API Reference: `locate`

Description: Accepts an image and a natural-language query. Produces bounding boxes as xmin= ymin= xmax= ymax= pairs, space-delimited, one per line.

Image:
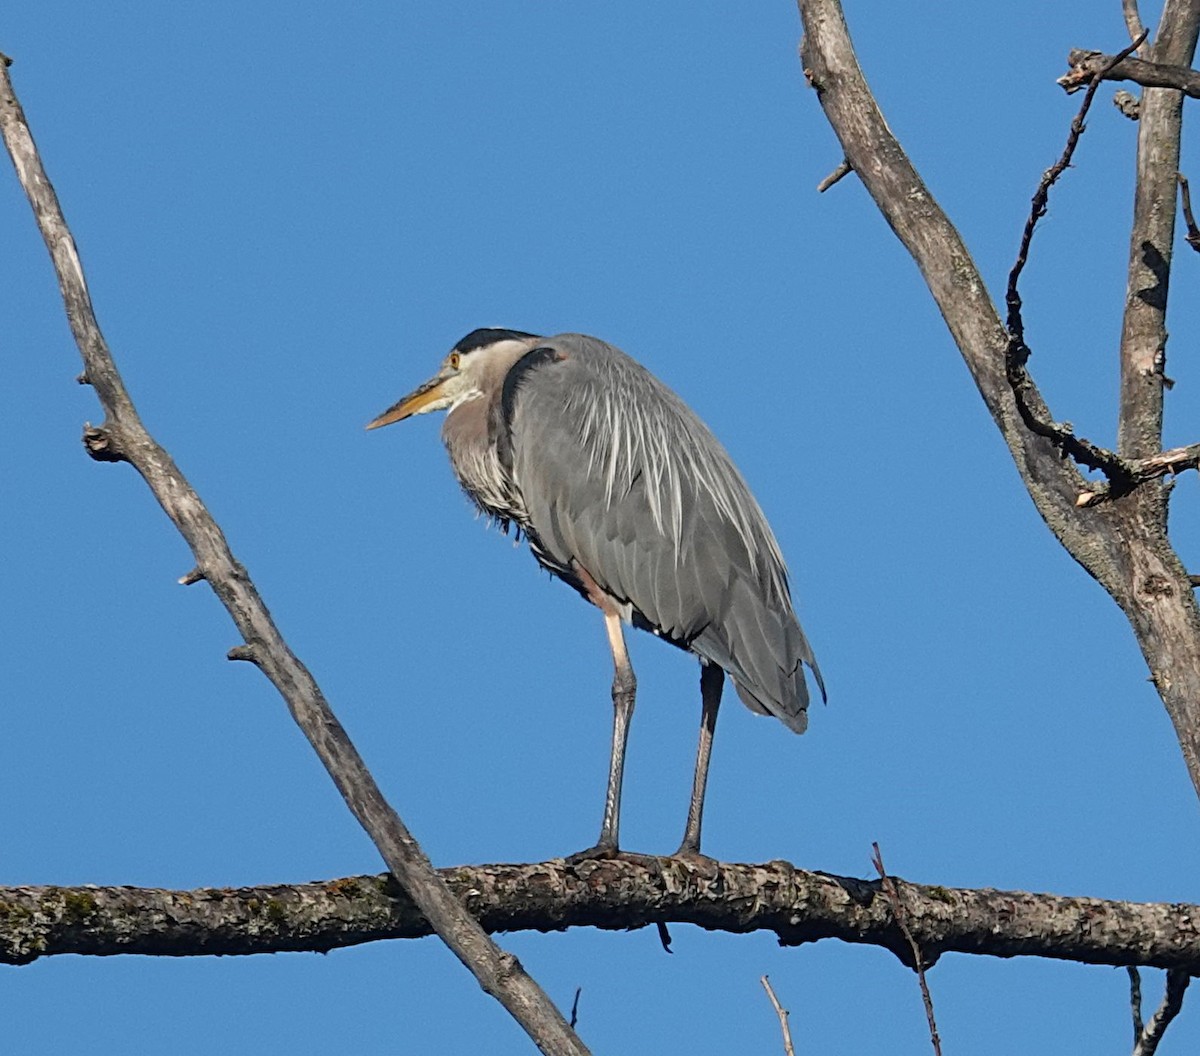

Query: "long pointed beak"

xmin=366 ymin=373 xmax=451 ymax=430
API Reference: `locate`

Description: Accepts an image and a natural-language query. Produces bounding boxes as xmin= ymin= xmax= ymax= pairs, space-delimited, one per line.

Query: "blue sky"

xmin=3 ymin=1 xmax=1199 ymax=1052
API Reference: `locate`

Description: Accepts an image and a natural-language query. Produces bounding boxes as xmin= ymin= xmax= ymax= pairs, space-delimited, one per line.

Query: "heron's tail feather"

xmin=693 ymin=575 xmax=823 ymax=735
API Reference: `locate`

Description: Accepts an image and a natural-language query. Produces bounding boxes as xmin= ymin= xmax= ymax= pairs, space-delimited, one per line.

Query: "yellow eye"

xmin=449 ymin=352 xmax=461 ymax=370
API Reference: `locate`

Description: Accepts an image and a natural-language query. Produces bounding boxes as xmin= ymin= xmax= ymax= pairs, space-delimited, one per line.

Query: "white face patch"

xmin=447 ymin=388 xmax=483 ymax=412
xmin=440 ymin=337 xmax=538 ymax=414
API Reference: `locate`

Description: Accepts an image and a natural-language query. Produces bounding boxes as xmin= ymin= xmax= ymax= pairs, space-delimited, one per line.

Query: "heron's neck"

xmin=441 ymin=339 xmax=539 ymax=523
xmin=441 ymin=393 xmax=519 ymax=524
xmin=442 ymin=392 xmax=490 ymax=463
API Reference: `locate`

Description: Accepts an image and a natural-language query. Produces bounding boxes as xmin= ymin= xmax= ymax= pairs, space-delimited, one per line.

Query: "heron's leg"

xmin=595 ymin=609 xmax=636 ymax=853
xmin=675 ymin=662 xmax=724 ymax=858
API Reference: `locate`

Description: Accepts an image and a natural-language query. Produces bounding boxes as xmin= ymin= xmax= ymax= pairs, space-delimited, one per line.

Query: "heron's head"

xmin=366 ymin=328 xmax=542 ymax=430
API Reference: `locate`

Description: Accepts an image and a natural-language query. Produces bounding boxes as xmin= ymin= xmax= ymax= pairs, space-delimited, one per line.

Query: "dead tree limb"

xmin=1133 ymin=969 xmax=1192 ymax=1055
xmin=1179 ymin=173 xmax=1200 ymax=251
xmin=5 ymin=860 xmax=1200 ymax=975
xmin=1059 ymin=49 xmax=1200 ymax=97
xmin=1125 ymin=0 xmax=1150 ymax=47
xmin=872 ymin=844 xmax=942 ymax=1056
xmin=795 ymin=0 xmax=1200 ymax=806
xmin=760 ymin=976 xmax=797 ymax=1056
xmin=0 ymin=53 xmax=588 ymax=1056
xmin=1117 ymin=0 xmax=1199 ymax=462
xmin=1006 ymin=33 xmax=1147 ymax=492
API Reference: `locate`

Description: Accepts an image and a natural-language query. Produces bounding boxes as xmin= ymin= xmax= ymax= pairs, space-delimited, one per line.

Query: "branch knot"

xmin=81 ymin=422 xmax=128 ymax=463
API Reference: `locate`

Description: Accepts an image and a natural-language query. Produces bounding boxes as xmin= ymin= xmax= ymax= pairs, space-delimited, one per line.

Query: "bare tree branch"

xmin=1126 ymin=0 xmax=1149 ymax=49
xmin=795 ymin=0 xmax=1200 ymax=808
xmin=797 ymin=0 xmax=1088 ymax=563
xmin=1007 ymin=33 xmax=1148 ymax=490
xmin=1178 ymin=173 xmax=1200 ymax=251
xmin=1059 ymin=49 xmax=1200 ymax=97
xmin=1133 ymin=970 xmax=1191 ymax=1055
xmin=1077 ymin=441 xmax=1200 ymax=506
xmin=6 ymin=860 xmax=1200 ymax=973
xmin=1004 ymin=36 xmax=1200 ymax=511
xmin=1130 ymin=966 xmax=1147 ymax=1044
xmin=873 ymin=844 xmax=942 ymax=1056
xmin=816 ymin=157 xmax=852 ymax=192
xmin=1117 ymin=0 xmax=1200 ymax=463
xmin=0 ymin=53 xmax=587 ymax=1056
xmin=761 ymin=976 xmax=797 ymax=1056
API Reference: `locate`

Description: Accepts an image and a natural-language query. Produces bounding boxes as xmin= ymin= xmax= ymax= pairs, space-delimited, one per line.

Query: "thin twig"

xmin=1008 ymin=30 xmax=1148 ymax=341
xmin=569 ymin=988 xmax=582 ymax=1030
xmin=1129 ymin=966 xmax=1145 ymax=1045
xmin=1133 ymin=969 xmax=1191 ymax=1056
xmin=817 ymin=158 xmax=853 ymax=192
xmin=872 ymin=844 xmax=942 ymax=1056
xmin=761 ymin=976 xmax=797 ymax=1056
xmin=0 ymin=52 xmax=588 ymax=1056
xmin=656 ymin=920 xmax=674 ymax=953
xmin=1178 ymin=173 xmax=1200 ymax=251
xmin=1005 ymin=32 xmax=1149 ymax=488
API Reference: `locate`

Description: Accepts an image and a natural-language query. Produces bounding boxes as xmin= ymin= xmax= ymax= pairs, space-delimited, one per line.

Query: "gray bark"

xmin=5 ymin=860 xmax=1200 ymax=974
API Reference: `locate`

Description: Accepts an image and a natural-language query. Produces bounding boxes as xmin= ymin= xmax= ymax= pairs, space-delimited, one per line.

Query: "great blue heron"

xmin=367 ymin=329 xmax=824 ymax=859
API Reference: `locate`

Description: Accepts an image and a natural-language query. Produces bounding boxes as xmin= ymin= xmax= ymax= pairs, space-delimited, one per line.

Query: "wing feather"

xmin=506 ymin=333 xmax=823 ymax=725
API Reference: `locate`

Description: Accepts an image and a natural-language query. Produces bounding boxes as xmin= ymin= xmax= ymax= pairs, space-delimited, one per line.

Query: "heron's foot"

xmin=669 ymin=846 xmax=720 ymax=878
xmin=564 ymin=843 xmax=661 ymax=867
xmin=564 ymin=841 xmax=621 ymax=865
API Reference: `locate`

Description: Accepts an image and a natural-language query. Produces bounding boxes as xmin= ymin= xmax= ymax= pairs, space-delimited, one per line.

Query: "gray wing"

xmin=505 ymin=333 xmax=824 ymax=731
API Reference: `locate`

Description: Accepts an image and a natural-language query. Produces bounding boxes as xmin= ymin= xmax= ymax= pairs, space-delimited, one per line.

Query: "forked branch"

xmin=796 ymin=0 xmax=1200 ymax=806
xmin=1131 ymin=968 xmax=1191 ymax=1056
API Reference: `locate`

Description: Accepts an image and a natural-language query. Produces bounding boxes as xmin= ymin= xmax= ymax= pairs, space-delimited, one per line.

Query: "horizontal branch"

xmin=1059 ymin=48 xmax=1200 ymax=97
xmin=5 ymin=859 xmax=1200 ymax=974
xmin=1076 ymin=442 xmax=1200 ymax=506
xmin=1133 ymin=443 xmax=1200 ymax=479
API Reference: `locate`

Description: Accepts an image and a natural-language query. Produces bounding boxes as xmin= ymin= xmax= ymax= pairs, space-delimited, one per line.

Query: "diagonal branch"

xmin=872 ymin=844 xmax=941 ymax=1056
xmin=7 ymin=860 xmax=1200 ymax=974
xmin=796 ymin=0 xmax=1088 ymax=553
xmin=0 ymin=54 xmax=587 ymax=1056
